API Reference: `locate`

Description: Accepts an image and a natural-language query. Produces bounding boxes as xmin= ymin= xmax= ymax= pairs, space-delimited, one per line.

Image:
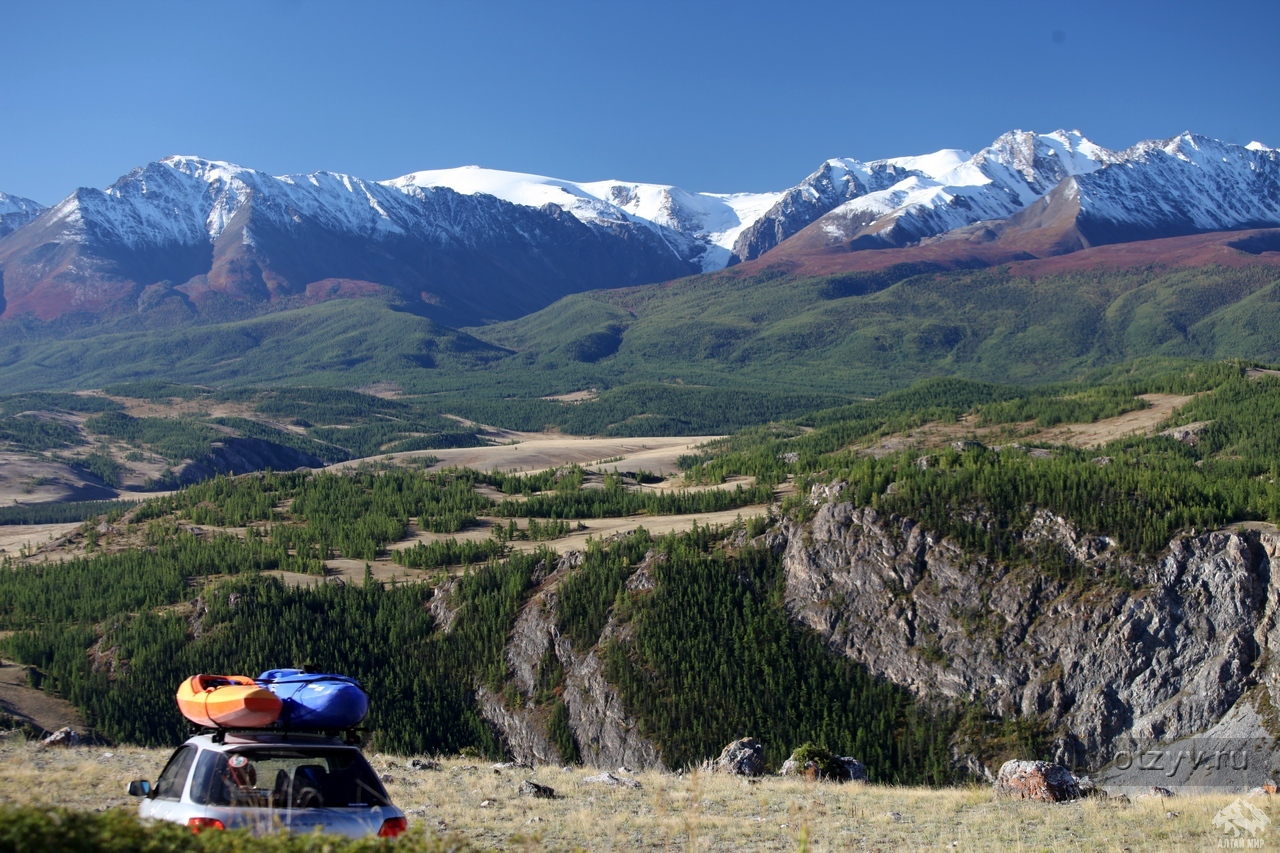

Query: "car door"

xmin=140 ymin=744 xmax=198 ymax=822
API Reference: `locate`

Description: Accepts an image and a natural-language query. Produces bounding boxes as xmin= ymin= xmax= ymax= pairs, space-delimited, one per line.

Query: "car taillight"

xmin=187 ymin=817 xmax=225 ymax=833
xmin=378 ymin=816 xmax=408 ymax=838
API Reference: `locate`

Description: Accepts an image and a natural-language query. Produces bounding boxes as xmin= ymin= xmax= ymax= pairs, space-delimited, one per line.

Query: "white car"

xmin=128 ymin=730 xmax=407 ymax=838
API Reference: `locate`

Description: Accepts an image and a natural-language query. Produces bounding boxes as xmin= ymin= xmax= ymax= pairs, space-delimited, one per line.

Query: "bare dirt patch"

xmin=1032 ymin=393 xmax=1195 ymax=448
xmin=0 ymin=454 xmax=117 ymax=506
xmin=539 ymin=389 xmax=599 ymax=403
xmin=331 ymin=432 xmax=721 ymax=477
xmin=0 ymin=660 xmax=86 ymax=734
xmin=266 ymin=559 xmax=436 ymax=589
xmin=353 ymin=381 xmax=403 ymax=398
xmin=0 ymin=522 xmax=82 ymax=558
xmin=501 ymin=504 xmax=773 ymax=555
xmin=860 ymin=393 xmax=1197 ymax=456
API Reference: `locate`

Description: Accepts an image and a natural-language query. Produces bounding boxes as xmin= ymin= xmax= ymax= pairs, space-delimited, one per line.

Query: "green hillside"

xmin=477 ymin=262 xmax=1280 ymax=394
xmin=4 ymin=262 xmax=1280 ymax=437
xmin=0 ymin=298 xmax=508 ymax=394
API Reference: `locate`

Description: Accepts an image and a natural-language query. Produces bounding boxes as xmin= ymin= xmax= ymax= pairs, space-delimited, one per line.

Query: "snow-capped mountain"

xmin=1033 ymin=133 xmax=1280 ymax=245
xmin=774 ymin=131 xmax=1280 ymax=259
xmin=388 ymin=166 xmax=781 ymax=271
xmin=2 ymin=129 xmax=1278 ymax=328
xmin=744 ymin=130 xmax=1120 ymax=259
xmin=0 ymin=157 xmax=701 ymax=325
xmin=0 ymin=191 xmax=45 ymax=239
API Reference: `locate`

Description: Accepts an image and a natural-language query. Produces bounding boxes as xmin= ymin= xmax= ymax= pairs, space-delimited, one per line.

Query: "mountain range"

xmin=2 ymin=130 xmax=1278 ymax=330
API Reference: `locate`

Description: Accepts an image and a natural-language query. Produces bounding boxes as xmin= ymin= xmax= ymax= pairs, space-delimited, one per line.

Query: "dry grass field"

xmin=332 ymin=430 xmax=721 ymax=478
xmin=859 ymin=393 xmax=1197 ymax=459
xmin=0 ymin=738 xmax=1273 ymax=851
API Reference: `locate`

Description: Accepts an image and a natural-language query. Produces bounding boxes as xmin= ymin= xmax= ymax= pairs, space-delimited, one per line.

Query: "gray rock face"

xmin=479 ymin=551 xmax=664 ymax=770
xmin=427 ymin=580 xmax=460 ymax=634
xmin=555 ymin=605 xmax=664 ymax=771
xmin=39 ymin=727 xmax=81 ymax=747
xmin=781 ymin=501 xmax=1280 ymax=772
xmin=994 ymin=760 xmax=1081 ymax=802
xmin=476 ymin=685 xmax=562 ymax=766
xmin=703 ymin=737 xmax=765 ymax=776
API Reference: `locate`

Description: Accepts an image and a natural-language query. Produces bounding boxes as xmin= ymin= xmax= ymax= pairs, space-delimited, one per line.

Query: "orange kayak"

xmin=176 ymin=674 xmax=283 ymax=728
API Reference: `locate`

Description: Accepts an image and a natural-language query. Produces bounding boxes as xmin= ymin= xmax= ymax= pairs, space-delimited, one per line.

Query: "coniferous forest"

xmin=3 ymin=361 xmax=1280 ymax=781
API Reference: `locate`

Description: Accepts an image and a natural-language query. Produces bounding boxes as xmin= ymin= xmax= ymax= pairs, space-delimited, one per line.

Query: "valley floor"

xmin=0 ymin=739 xmax=1269 ymax=851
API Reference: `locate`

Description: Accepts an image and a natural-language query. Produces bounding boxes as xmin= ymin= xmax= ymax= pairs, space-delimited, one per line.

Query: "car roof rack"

xmin=193 ymin=724 xmax=366 ymax=746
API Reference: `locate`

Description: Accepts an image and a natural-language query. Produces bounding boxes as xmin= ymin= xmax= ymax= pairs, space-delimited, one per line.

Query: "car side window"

xmin=153 ymin=745 xmax=197 ymax=801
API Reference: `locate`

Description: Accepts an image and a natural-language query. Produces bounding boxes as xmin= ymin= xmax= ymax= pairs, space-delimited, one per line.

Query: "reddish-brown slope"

xmin=723 ymin=226 xmax=1280 ymax=281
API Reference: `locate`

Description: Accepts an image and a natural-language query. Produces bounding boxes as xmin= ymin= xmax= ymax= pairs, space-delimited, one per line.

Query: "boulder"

xmin=1075 ymin=775 xmax=1103 ymax=797
xmin=582 ymin=771 xmax=641 ymax=789
xmin=993 ymin=760 xmax=1081 ymax=802
xmin=778 ymin=743 xmax=868 ymax=782
xmin=40 ymin=727 xmax=81 ymax=748
xmin=1138 ymin=785 xmax=1175 ymax=799
xmin=518 ymin=780 xmax=556 ymax=799
xmin=835 ymin=756 xmax=868 ymax=782
xmin=704 ymin=737 xmax=765 ymax=777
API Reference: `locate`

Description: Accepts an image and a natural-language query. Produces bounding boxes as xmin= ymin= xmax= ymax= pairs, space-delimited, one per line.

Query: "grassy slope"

xmin=0 ymin=744 xmax=1261 ymax=852
xmin=478 ymin=263 xmax=1280 ymax=393
xmin=3 ymin=263 xmax=1279 ymax=435
xmin=0 ymin=299 xmax=508 ymax=394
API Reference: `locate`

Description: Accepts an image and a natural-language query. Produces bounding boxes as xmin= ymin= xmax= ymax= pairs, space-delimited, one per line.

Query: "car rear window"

xmin=190 ymin=747 xmax=390 ymax=809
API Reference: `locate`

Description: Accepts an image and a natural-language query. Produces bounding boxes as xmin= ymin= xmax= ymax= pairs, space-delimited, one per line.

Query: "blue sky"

xmin=2 ymin=0 xmax=1278 ymax=204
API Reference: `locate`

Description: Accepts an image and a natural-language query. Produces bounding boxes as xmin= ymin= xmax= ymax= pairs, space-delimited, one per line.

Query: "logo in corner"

xmin=1214 ymin=798 xmax=1271 ymax=839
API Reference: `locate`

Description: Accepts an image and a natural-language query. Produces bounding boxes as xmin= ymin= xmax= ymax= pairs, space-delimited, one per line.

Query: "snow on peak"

xmin=78 ymin=156 xmax=420 ymax=248
xmin=22 ymin=127 xmax=1277 ymax=274
xmin=390 ymin=165 xmax=590 ymax=211
xmin=0 ymin=191 xmax=45 ymax=216
xmin=386 ymin=165 xmax=782 ymax=270
xmin=0 ymin=190 xmax=46 ymax=238
xmin=875 ymin=148 xmax=972 ymax=181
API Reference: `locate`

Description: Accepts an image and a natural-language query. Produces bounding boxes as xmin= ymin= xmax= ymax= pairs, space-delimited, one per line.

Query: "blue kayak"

xmin=256 ymin=669 xmax=369 ymax=729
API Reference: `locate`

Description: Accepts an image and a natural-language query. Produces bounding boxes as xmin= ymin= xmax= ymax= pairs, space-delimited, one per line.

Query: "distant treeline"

xmin=0 ymin=500 xmax=133 ymax=526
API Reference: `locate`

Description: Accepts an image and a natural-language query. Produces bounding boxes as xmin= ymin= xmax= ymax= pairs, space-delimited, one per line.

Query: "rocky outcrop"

xmin=994 ymin=760 xmax=1080 ymax=802
xmin=781 ymin=501 xmax=1280 ymax=772
xmin=479 ymin=551 xmax=664 ymax=770
xmin=517 ymin=780 xmax=556 ymax=799
xmin=427 ymin=580 xmax=460 ymax=634
xmin=582 ymin=771 xmax=642 ymax=789
xmin=703 ymin=737 xmax=765 ymax=776
xmin=779 ymin=752 xmax=869 ymax=783
xmin=555 ymin=627 xmax=664 ymax=771
xmin=476 ymin=686 xmax=562 ymax=767
xmin=556 ymin=553 xmax=664 ymax=770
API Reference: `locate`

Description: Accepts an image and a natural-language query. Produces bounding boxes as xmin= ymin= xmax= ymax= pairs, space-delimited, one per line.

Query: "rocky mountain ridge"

xmin=0 ymin=157 xmax=700 ymax=327
xmin=2 ymin=130 xmax=1278 ymax=328
xmin=0 ymin=191 xmax=44 ymax=239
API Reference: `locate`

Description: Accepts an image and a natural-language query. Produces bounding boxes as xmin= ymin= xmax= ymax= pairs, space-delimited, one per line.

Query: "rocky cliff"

xmin=467 ymin=551 xmax=664 ymax=769
xmin=780 ymin=496 xmax=1280 ymax=774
